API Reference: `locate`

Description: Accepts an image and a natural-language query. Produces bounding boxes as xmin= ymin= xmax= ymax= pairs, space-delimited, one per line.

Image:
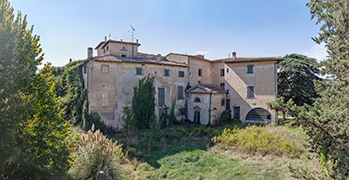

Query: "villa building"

xmin=81 ymin=38 xmax=283 ymax=129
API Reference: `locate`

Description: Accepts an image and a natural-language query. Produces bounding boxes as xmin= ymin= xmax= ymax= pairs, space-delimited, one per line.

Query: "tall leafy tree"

xmin=0 ymin=0 xmax=71 ymax=178
xmin=130 ymin=75 xmax=156 ymax=130
xmin=278 ymin=54 xmax=321 ymax=106
xmin=269 ymin=1 xmax=348 ymax=179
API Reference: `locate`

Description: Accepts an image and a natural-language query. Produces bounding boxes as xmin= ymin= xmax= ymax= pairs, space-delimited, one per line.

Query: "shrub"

xmin=215 ymin=110 xmax=232 ymax=125
xmin=213 ymin=125 xmax=299 ymax=157
xmin=83 ymin=110 xmax=116 ymax=138
xmin=68 ymin=125 xmax=123 ymax=180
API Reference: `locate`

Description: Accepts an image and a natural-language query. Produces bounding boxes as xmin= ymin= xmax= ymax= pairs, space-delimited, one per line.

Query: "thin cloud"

xmin=303 ymin=43 xmax=328 ymax=61
xmin=195 ymin=51 xmax=211 ymax=55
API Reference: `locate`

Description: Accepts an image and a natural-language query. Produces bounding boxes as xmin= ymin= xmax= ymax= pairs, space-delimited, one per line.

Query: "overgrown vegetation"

xmin=213 ymin=125 xmax=300 ymax=157
xmin=0 ymin=1 xmax=71 ymax=178
xmin=68 ymin=124 xmax=123 ymax=179
xmin=267 ymin=1 xmax=349 ymax=178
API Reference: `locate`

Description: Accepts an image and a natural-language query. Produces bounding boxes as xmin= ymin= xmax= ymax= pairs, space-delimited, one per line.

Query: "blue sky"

xmin=11 ymin=0 xmax=327 ymax=66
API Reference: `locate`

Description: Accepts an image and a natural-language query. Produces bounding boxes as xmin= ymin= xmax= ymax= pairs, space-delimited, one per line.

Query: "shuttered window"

xmin=158 ymin=87 xmax=165 ymax=105
xmin=177 ymin=86 xmax=184 ymax=100
xmin=136 ymin=67 xmax=143 ymax=75
xmin=178 ymin=71 xmax=184 ymax=77
xmin=247 ymin=86 xmax=254 ymax=98
xmin=247 ymin=65 xmax=254 ymax=74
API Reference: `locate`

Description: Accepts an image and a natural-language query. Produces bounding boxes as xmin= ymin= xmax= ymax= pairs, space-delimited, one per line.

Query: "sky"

xmin=10 ymin=0 xmax=328 ymax=67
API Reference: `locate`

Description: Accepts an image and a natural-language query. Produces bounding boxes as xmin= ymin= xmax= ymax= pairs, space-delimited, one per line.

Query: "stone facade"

xmin=81 ymin=38 xmax=283 ymax=129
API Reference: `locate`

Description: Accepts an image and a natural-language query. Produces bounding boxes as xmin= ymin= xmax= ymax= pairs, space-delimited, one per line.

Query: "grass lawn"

xmin=116 ymin=122 xmax=319 ymax=180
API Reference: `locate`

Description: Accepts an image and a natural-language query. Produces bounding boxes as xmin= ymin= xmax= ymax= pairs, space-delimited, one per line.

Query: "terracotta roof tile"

xmin=222 ymin=56 xmax=283 ymax=63
xmin=90 ymin=55 xmax=188 ymax=67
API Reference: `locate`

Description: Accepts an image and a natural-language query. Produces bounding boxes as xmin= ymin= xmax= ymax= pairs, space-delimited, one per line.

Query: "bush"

xmin=84 ymin=110 xmax=116 ymax=138
xmin=68 ymin=125 xmax=123 ymax=180
xmin=215 ymin=110 xmax=232 ymax=125
xmin=213 ymin=125 xmax=300 ymax=157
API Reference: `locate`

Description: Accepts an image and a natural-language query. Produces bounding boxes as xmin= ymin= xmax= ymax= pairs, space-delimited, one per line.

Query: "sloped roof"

xmin=86 ymin=55 xmax=188 ymax=67
xmin=186 ymin=84 xmax=226 ymax=94
xmin=95 ymin=40 xmax=141 ymax=50
xmin=222 ymin=56 xmax=283 ymax=63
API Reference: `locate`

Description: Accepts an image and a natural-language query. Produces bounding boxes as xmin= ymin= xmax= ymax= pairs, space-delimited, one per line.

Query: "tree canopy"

xmin=278 ymin=53 xmax=321 ymax=106
xmin=0 ymin=0 xmax=71 ymax=178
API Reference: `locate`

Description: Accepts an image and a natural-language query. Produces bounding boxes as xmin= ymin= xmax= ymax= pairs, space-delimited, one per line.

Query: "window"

xmin=194 ymin=97 xmax=201 ymax=103
xmin=226 ymin=89 xmax=229 ymax=94
xmin=121 ymin=54 xmax=126 ymax=57
xmin=106 ymin=45 xmax=109 ymax=51
xmin=121 ymin=46 xmax=127 ymax=51
xmin=177 ymin=86 xmax=184 ymax=100
xmin=83 ymin=65 xmax=87 ymax=74
xmin=220 ymin=83 xmax=225 ymax=88
xmin=198 ymin=69 xmax=202 ymax=77
xmin=247 ymin=65 xmax=254 ymax=74
xmin=178 ymin=108 xmax=186 ymax=115
xmin=164 ymin=69 xmax=170 ymax=76
xmin=102 ymin=65 xmax=109 ymax=73
xmin=220 ymin=69 xmax=225 ymax=77
xmin=221 ymin=99 xmax=225 ymax=106
xmin=226 ymin=68 xmax=229 ymax=73
xmin=136 ymin=67 xmax=143 ymax=75
xmin=158 ymin=88 xmax=165 ymax=105
xmin=247 ymin=86 xmax=254 ymax=98
xmin=198 ymin=81 xmax=201 ymax=84
xmin=178 ymin=71 xmax=185 ymax=77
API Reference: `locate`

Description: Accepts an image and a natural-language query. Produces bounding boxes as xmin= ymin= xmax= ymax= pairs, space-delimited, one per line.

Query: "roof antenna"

xmin=129 ymin=25 xmax=137 ymax=42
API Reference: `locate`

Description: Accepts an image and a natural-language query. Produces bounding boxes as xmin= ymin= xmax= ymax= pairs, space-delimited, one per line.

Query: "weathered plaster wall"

xmin=165 ymin=54 xmax=189 ymax=64
xmin=211 ymin=61 xmax=225 ymax=86
xmin=225 ymin=61 xmax=277 ymax=122
xmin=86 ymin=60 xmax=187 ymax=129
xmin=188 ymin=57 xmax=212 ymax=86
xmin=187 ymin=93 xmax=211 ymax=125
xmin=210 ymin=93 xmax=226 ymax=124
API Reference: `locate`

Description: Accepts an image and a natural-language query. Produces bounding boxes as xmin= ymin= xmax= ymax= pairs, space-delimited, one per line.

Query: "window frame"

xmin=136 ymin=67 xmax=143 ymax=75
xmin=158 ymin=87 xmax=165 ymax=105
xmin=102 ymin=65 xmax=109 ymax=74
xmin=198 ymin=69 xmax=202 ymax=77
xmin=221 ymin=99 xmax=225 ymax=106
xmin=177 ymin=86 xmax=184 ymax=100
xmin=178 ymin=71 xmax=185 ymax=77
xmin=247 ymin=65 xmax=254 ymax=74
xmin=247 ymin=85 xmax=255 ymax=99
xmin=220 ymin=69 xmax=225 ymax=77
xmin=220 ymin=83 xmax=225 ymax=88
xmin=164 ymin=69 xmax=170 ymax=76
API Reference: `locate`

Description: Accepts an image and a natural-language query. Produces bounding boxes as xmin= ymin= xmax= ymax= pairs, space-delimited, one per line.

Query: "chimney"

xmin=105 ymin=36 xmax=107 ymax=42
xmin=156 ymin=54 xmax=161 ymax=62
xmin=232 ymin=51 xmax=236 ymax=59
xmin=87 ymin=47 xmax=93 ymax=59
xmin=69 ymin=58 xmax=72 ymax=63
xmin=136 ymin=39 xmax=138 ymax=43
xmin=120 ymin=39 xmax=123 ymax=42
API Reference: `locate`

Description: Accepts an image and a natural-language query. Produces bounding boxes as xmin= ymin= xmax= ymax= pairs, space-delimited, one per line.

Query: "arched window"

xmin=194 ymin=97 xmax=201 ymax=103
xmin=121 ymin=46 xmax=127 ymax=51
xmin=246 ymin=108 xmax=271 ymax=122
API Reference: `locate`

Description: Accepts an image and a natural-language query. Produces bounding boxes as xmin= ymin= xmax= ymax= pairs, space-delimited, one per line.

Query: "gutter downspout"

xmin=208 ymin=90 xmax=213 ymax=125
xmin=185 ymin=57 xmax=191 ymax=120
xmin=273 ymin=62 xmax=278 ymax=124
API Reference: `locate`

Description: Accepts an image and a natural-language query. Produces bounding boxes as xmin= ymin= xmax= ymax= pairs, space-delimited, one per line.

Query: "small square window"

xmin=220 ymin=69 xmax=225 ymax=77
xmin=164 ymin=69 xmax=170 ymax=76
xmin=121 ymin=54 xmax=126 ymax=57
xmin=220 ymin=83 xmax=225 ymax=88
xmin=102 ymin=65 xmax=109 ymax=74
xmin=247 ymin=65 xmax=254 ymax=74
xmin=198 ymin=69 xmax=202 ymax=77
xmin=178 ymin=71 xmax=185 ymax=77
xmin=136 ymin=67 xmax=143 ymax=75
xmin=178 ymin=108 xmax=186 ymax=115
xmin=221 ymin=99 xmax=225 ymax=106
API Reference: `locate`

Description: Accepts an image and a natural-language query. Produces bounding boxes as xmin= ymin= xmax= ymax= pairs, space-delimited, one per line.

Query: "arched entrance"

xmin=193 ymin=106 xmax=201 ymax=124
xmin=246 ymin=108 xmax=271 ymax=122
